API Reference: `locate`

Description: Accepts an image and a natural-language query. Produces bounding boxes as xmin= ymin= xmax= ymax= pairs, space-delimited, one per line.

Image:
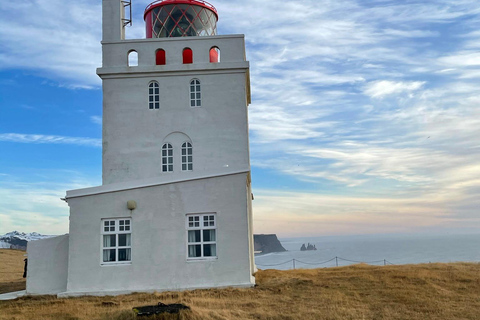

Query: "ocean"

xmin=254 ymin=233 xmax=480 ymax=270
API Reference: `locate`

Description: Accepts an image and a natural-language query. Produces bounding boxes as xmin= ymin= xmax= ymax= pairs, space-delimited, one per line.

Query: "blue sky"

xmin=1 ymin=0 xmax=480 ymax=237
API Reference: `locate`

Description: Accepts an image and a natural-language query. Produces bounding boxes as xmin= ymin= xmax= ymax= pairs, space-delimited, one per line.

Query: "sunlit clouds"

xmin=1 ymin=0 xmax=480 ymax=235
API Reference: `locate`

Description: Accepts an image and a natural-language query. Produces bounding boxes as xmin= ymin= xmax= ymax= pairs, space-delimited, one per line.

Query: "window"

xmin=149 ymin=81 xmax=160 ymax=109
xmin=101 ymin=218 xmax=132 ymax=264
xmin=182 ymin=142 xmax=192 ymax=171
xmin=183 ymin=48 xmax=193 ymax=64
xmin=162 ymin=143 xmax=173 ymax=172
xmin=187 ymin=214 xmax=216 ymax=259
xmin=128 ymin=50 xmax=138 ymax=67
xmin=156 ymin=49 xmax=166 ymax=65
xmin=209 ymin=46 xmax=220 ymax=63
xmin=190 ymin=79 xmax=201 ymax=107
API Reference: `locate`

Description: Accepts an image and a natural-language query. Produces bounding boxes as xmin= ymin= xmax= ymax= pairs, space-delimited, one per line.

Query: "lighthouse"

xmin=26 ymin=0 xmax=255 ymax=296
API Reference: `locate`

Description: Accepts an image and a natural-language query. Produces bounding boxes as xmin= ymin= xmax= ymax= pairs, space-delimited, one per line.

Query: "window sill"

xmin=186 ymin=257 xmax=218 ymax=262
xmin=101 ymin=262 xmax=132 ymax=266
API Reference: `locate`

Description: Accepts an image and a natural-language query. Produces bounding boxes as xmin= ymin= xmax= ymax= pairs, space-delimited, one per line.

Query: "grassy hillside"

xmin=0 ymin=249 xmax=26 ymax=294
xmin=1 ymin=248 xmax=479 ymax=319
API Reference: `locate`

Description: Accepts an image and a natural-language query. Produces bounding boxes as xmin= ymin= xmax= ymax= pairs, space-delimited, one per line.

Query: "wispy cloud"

xmin=363 ymin=80 xmax=426 ymax=98
xmin=0 ymin=133 xmax=101 ymax=147
xmin=90 ymin=115 xmax=102 ymax=125
xmin=2 ymin=0 xmax=480 ymax=236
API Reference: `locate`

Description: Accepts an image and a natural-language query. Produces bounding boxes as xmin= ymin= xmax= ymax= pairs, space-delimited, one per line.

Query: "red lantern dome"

xmin=144 ymin=0 xmax=218 ymax=38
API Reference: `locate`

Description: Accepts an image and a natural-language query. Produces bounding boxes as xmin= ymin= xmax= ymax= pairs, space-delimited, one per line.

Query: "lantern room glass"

xmin=147 ymin=3 xmax=217 ymax=38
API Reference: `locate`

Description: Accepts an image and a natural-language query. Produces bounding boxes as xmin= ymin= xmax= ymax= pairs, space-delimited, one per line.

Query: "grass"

xmin=0 ymin=249 xmax=26 ymax=294
xmin=1 ymin=249 xmax=479 ymax=319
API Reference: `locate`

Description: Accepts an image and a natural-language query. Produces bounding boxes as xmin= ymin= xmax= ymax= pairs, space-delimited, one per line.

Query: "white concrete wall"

xmin=26 ymin=235 xmax=69 ymax=294
xmin=98 ymin=35 xmax=250 ymax=185
xmin=64 ymin=172 xmax=254 ymax=295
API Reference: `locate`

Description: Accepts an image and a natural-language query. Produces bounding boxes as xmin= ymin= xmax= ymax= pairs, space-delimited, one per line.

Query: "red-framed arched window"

xmin=156 ymin=49 xmax=166 ymax=65
xmin=183 ymin=48 xmax=193 ymax=64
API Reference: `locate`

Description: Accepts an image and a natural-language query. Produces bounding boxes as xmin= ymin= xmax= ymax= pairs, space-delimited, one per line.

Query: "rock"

xmin=254 ymin=234 xmax=286 ymax=254
xmin=300 ymin=243 xmax=317 ymax=251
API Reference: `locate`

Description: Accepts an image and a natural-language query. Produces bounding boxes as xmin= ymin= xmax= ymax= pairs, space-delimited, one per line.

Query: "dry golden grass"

xmin=1 ymin=248 xmax=479 ymax=320
xmin=0 ymin=249 xmax=26 ymax=294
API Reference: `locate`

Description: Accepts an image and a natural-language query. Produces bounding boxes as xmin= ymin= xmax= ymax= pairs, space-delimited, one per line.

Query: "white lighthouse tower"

xmin=26 ymin=0 xmax=255 ymax=296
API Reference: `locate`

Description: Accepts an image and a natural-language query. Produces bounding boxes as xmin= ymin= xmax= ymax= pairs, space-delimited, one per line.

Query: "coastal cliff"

xmin=254 ymin=234 xmax=286 ymax=254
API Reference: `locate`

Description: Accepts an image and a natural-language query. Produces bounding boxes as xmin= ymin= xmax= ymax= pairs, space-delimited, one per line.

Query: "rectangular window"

xmin=101 ymin=218 xmax=132 ymax=264
xmin=187 ymin=213 xmax=216 ymax=259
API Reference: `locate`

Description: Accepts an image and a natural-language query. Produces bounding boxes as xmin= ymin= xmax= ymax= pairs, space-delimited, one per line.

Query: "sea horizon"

xmin=255 ymin=232 xmax=480 ymax=270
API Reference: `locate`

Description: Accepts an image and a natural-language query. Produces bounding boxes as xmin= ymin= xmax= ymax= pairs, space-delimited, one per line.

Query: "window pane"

xmin=190 ymin=85 xmax=195 ymax=91
xmin=196 ymin=85 xmax=200 ymax=91
xmin=191 ymin=100 xmax=195 ymax=107
xmin=188 ymin=164 xmax=193 ymax=170
xmin=188 ymin=148 xmax=192 ymax=155
xmin=203 ymin=244 xmax=216 ymax=257
xmin=182 ymin=164 xmax=187 ymax=171
xmin=188 ymin=245 xmax=201 ymax=257
xmin=149 ymin=88 xmax=153 ymax=94
xmin=118 ymin=234 xmax=131 ymax=246
xmin=168 ymin=165 xmax=173 ymax=171
xmin=203 ymin=229 xmax=216 ymax=242
xmin=118 ymin=248 xmax=131 ymax=261
xmin=196 ymin=93 xmax=201 ymax=99
xmin=188 ymin=230 xmax=201 ymax=242
xmin=197 ymin=100 xmax=201 ymax=107
xmin=162 ymin=165 xmax=168 ymax=172
xmin=103 ymin=249 xmax=116 ymax=262
xmin=103 ymin=235 xmax=116 ymax=247
xmin=155 ymin=88 xmax=159 ymax=94
xmin=190 ymin=93 xmax=195 ymax=99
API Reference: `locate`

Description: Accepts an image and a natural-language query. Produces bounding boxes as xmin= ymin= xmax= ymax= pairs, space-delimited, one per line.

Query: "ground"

xmin=0 ymin=249 xmax=26 ymax=294
xmin=1 ymin=249 xmax=479 ymax=319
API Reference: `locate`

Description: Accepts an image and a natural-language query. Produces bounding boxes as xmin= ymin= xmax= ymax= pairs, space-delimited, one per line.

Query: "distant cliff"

xmin=254 ymin=234 xmax=286 ymax=254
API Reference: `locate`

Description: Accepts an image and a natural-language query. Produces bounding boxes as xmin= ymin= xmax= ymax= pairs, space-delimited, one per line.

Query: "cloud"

xmin=0 ymin=133 xmax=101 ymax=147
xmin=363 ymin=80 xmax=426 ymax=98
xmin=90 ymin=116 xmax=102 ymax=125
xmin=252 ymin=189 xmax=480 ymax=237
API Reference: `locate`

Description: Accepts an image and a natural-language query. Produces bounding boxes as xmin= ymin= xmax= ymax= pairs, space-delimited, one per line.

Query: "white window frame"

xmin=181 ymin=142 xmax=193 ymax=171
xmin=101 ymin=218 xmax=132 ymax=265
xmin=189 ymin=79 xmax=201 ymax=107
xmin=149 ymin=81 xmax=160 ymax=109
xmin=186 ymin=213 xmax=217 ymax=260
xmin=162 ymin=143 xmax=173 ymax=172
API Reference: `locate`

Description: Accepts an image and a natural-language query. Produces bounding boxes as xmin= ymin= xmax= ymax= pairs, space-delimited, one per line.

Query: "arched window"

xmin=128 ymin=50 xmax=138 ymax=67
xmin=209 ymin=46 xmax=220 ymax=63
xmin=190 ymin=79 xmax=201 ymax=107
xmin=183 ymin=48 xmax=193 ymax=64
xmin=156 ymin=49 xmax=166 ymax=65
xmin=182 ymin=142 xmax=193 ymax=171
xmin=148 ymin=81 xmax=159 ymax=109
xmin=162 ymin=143 xmax=173 ymax=172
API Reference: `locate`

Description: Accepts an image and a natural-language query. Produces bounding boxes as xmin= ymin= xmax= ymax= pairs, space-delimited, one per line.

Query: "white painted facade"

xmin=26 ymin=0 xmax=255 ymax=296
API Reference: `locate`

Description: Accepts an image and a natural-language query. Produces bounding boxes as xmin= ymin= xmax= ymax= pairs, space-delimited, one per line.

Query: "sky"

xmin=1 ymin=0 xmax=480 ymax=238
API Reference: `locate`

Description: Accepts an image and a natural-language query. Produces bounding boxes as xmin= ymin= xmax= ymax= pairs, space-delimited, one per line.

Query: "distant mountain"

xmin=0 ymin=231 xmax=56 ymax=249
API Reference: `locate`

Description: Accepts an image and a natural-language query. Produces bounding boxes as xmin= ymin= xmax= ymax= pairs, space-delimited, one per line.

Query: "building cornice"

xmin=65 ymin=169 xmax=250 ymax=200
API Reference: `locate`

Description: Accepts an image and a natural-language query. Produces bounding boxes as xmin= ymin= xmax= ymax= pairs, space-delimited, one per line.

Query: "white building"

xmin=27 ymin=0 xmax=255 ymax=296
